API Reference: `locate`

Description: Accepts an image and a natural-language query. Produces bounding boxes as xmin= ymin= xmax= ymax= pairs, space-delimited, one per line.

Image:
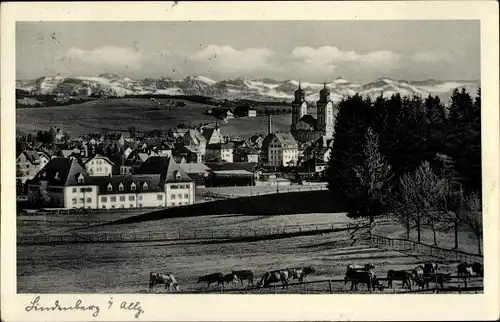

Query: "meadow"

xmin=17 ymin=211 xmax=482 ymax=294
xmin=16 ymin=98 xmax=293 ymax=137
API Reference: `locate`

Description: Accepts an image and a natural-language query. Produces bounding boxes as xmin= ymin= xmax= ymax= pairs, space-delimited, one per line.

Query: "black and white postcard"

xmin=1 ymin=1 xmax=499 ymax=321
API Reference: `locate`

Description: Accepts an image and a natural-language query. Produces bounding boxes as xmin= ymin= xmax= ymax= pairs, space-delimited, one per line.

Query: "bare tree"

xmin=460 ymin=191 xmax=483 ymax=255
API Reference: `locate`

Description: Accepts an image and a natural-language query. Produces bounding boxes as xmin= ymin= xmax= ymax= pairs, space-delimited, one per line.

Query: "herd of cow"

xmin=148 ymin=261 xmax=483 ymax=293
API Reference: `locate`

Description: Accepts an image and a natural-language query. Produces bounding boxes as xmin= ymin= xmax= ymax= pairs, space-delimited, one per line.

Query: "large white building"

xmin=262 ymin=132 xmax=299 ymax=167
xmin=84 ymin=154 xmax=114 ymax=177
xmin=26 ymin=157 xmax=195 ymax=209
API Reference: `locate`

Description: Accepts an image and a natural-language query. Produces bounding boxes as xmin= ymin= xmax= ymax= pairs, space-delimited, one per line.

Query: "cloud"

xmin=65 ymin=46 xmax=144 ymax=70
xmin=51 ymin=44 xmax=457 ymax=81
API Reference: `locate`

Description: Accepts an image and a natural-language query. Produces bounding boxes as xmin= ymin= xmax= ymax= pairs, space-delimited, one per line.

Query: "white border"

xmin=1 ymin=1 xmax=499 ymax=321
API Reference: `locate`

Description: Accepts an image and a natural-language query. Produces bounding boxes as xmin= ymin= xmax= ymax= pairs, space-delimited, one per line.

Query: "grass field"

xmin=17 ymin=211 xmax=482 ymax=294
xmin=16 ymin=98 xmax=292 ymax=137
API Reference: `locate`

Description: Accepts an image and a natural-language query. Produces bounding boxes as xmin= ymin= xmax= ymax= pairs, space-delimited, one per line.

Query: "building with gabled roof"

xmin=262 ymin=132 xmax=299 ymax=167
xmin=202 ymin=124 xmax=224 ymax=145
xmin=84 ymin=154 xmax=115 ymax=177
xmin=16 ymin=150 xmax=44 ymax=184
xmin=26 ymin=156 xmax=195 ymax=209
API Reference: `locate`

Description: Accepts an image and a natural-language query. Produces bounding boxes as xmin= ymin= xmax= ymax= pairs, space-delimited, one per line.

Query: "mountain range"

xmin=16 ymin=74 xmax=480 ymax=104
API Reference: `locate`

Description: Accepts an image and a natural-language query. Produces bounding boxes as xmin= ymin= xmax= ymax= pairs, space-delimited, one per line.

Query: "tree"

xmin=398 ymin=161 xmax=439 ymax=244
xmin=326 ymin=95 xmax=371 ymax=219
xmin=352 ymin=127 xmax=395 ymax=223
xmin=460 ymin=191 xmax=483 ymax=255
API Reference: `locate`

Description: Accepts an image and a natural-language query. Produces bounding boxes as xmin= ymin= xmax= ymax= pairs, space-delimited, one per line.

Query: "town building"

xmin=206 ymin=143 xmax=234 ymax=163
xmin=233 ymin=147 xmax=260 ymax=163
xmin=16 ymin=150 xmax=44 ymax=184
xmin=26 ymin=156 xmax=195 ymax=209
xmin=202 ymin=124 xmax=224 ymax=145
xmin=290 ymin=83 xmax=337 ymax=144
xmin=84 ymin=154 xmax=115 ymax=177
xmin=182 ymin=129 xmax=207 ymax=156
xmin=262 ymin=132 xmax=299 ymax=167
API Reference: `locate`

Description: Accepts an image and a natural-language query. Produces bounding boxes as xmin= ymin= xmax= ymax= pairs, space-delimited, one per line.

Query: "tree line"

xmin=326 ymin=88 xmax=482 ymax=254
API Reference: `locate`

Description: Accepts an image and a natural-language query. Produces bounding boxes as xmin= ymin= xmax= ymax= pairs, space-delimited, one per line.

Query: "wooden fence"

xmin=17 ymin=221 xmax=368 ymax=246
xmin=370 ymin=234 xmax=483 ymax=263
xmin=177 ymin=275 xmax=483 ymax=294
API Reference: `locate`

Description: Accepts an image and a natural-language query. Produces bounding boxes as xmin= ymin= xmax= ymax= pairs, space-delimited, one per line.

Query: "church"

xmin=290 ymin=83 xmax=337 ymax=145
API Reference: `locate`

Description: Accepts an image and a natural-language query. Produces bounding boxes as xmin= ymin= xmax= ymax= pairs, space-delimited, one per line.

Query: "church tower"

xmin=317 ymin=83 xmax=335 ymax=139
xmin=291 ymin=82 xmax=308 ymax=132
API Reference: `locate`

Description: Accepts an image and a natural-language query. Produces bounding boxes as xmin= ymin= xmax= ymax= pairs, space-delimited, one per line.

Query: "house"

xmin=233 ymin=147 xmax=260 ymax=163
xmin=262 ymin=132 xmax=299 ymax=167
xmin=84 ymin=154 xmax=115 ymax=177
xmin=26 ymin=156 xmax=195 ymax=209
xmin=120 ymin=158 xmax=143 ymax=175
xmin=206 ymin=143 xmax=233 ymax=163
xmin=178 ymin=146 xmax=203 ymax=163
xmin=123 ymin=147 xmax=133 ymax=160
xmin=170 ymin=128 xmax=190 ymax=139
xmin=183 ymin=129 xmax=207 ymax=156
xmin=202 ymin=124 xmax=224 ymax=145
xmin=135 ymin=156 xmax=196 ymax=207
xmin=16 ymin=150 xmax=44 ymax=184
xmin=26 ymin=158 xmax=98 ymax=208
xmin=37 ymin=151 xmax=51 ymax=168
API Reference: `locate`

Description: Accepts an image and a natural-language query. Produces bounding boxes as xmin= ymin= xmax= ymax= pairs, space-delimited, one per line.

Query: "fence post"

xmin=328 ymin=280 xmax=333 ymax=294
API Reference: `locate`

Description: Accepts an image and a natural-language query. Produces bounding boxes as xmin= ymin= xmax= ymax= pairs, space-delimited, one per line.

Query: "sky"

xmin=16 ymin=20 xmax=480 ymax=82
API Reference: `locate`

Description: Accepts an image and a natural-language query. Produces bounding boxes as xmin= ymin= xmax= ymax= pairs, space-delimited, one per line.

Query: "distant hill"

xmin=16 ymin=74 xmax=480 ymax=107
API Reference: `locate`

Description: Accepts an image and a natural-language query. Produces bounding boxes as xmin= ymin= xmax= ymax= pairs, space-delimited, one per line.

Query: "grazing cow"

xmin=457 ymin=262 xmax=474 ymax=278
xmin=232 ymin=270 xmax=255 ymax=286
xmin=220 ymin=273 xmax=237 ymax=288
xmin=345 ymin=269 xmax=383 ymax=292
xmin=471 ymin=262 xmax=483 ymax=277
xmin=288 ymin=266 xmax=316 ymax=283
xmin=197 ymin=272 xmax=224 ymax=288
xmin=257 ymin=270 xmax=290 ymax=289
xmin=423 ymin=262 xmax=438 ymax=276
xmin=344 ymin=263 xmax=375 ymax=285
xmin=420 ymin=273 xmax=452 ymax=289
xmin=149 ymin=272 xmax=180 ymax=292
xmin=386 ymin=270 xmax=413 ymax=290
xmin=411 ymin=265 xmax=425 ymax=288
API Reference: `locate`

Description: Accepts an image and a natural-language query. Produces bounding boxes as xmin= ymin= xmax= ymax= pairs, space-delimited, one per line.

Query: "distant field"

xmin=16 ymin=97 xmax=294 ymax=137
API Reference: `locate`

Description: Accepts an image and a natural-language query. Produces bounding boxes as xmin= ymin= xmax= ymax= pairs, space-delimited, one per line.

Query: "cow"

xmin=220 ymin=273 xmax=238 ymax=288
xmin=232 ymin=270 xmax=255 ymax=286
xmin=386 ymin=269 xmax=413 ymax=290
xmin=288 ymin=266 xmax=316 ymax=283
xmin=197 ymin=272 xmax=224 ymax=288
xmin=149 ymin=272 xmax=180 ymax=292
xmin=420 ymin=272 xmax=452 ymax=289
xmin=345 ymin=269 xmax=383 ymax=292
xmin=423 ymin=262 xmax=438 ymax=276
xmin=257 ymin=270 xmax=290 ymax=289
xmin=457 ymin=262 xmax=474 ymax=278
xmin=471 ymin=262 xmax=483 ymax=277
xmin=411 ymin=265 xmax=425 ymax=288
xmin=344 ymin=263 xmax=375 ymax=285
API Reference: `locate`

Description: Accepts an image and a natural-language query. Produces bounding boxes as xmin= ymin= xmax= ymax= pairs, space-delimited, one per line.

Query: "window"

xmin=121 ymin=205 xmax=125 ymax=208
xmin=111 ymin=205 xmax=115 ymax=209
xmin=131 ymin=182 xmax=136 ymax=191
xmin=171 ymin=203 xmax=176 ymax=206
xmin=130 ymin=204 xmax=134 ymax=208
xmin=72 ymin=198 xmax=77 ymax=204
xmin=86 ymin=198 xmax=91 ymax=203
xmin=157 ymin=194 xmax=163 ymax=200
xmin=184 ymin=194 xmax=189 ymax=199
xmin=138 ymin=204 xmax=142 ymax=207
xmin=171 ymin=194 xmax=176 ymax=199
xmin=107 ymin=183 xmax=112 ymax=192
xmin=26 ymin=165 xmax=30 ymax=169
xmin=79 ymin=198 xmax=84 ymax=203
xmin=128 ymin=196 xmax=135 ymax=201
xmin=101 ymin=196 xmax=107 ymax=202
xmin=110 ymin=197 xmax=116 ymax=202
xmin=73 ymin=188 xmax=77 ymax=193
xmin=138 ymin=196 xmax=143 ymax=201
xmin=118 ymin=183 xmax=124 ymax=191
xmin=118 ymin=196 xmax=125 ymax=202
xmin=143 ymin=182 xmax=148 ymax=190
xmin=80 ymin=188 xmax=85 ymax=193
xmin=171 ymin=185 xmax=178 ymax=189
xmin=178 ymin=194 xmax=182 ymax=199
